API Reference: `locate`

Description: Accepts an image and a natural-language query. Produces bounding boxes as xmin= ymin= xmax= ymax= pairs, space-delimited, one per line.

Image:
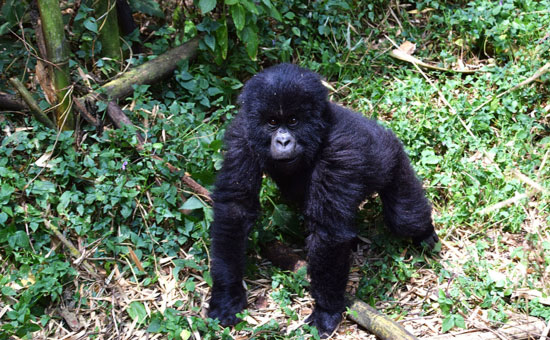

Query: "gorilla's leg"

xmin=379 ymin=151 xmax=438 ymax=247
xmin=306 ymin=233 xmax=353 ymax=337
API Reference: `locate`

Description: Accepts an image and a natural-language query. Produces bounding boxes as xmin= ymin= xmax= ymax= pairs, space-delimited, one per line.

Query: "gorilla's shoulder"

xmin=327 ymin=103 xmax=386 ymax=134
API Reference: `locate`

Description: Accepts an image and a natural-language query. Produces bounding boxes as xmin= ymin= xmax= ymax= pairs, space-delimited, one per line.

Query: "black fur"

xmin=208 ymin=64 xmax=437 ymax=336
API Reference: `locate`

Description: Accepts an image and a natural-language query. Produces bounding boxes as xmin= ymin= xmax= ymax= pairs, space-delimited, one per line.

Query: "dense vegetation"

xmin=0 ymin=0 xmax=548 ymax=339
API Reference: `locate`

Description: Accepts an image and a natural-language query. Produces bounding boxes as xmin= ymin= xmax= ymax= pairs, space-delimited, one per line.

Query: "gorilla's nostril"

xmin=277 ymin=136 xmax=290 ymax=147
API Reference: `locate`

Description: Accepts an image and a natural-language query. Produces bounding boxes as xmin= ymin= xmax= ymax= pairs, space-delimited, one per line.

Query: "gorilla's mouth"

xmin=274 ymin=157 xmax=302 ymax=170
xmin=275 ymin=156 xmax=298 ymax=163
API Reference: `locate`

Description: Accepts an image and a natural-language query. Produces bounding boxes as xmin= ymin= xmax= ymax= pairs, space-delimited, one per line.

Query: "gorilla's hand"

xmin=208 ymin=283 xmax=247 ymax=326
xmin=305 ymin=306 xmax=342 ymax=338
xmin=413 ymin=229 xmax=439 ymax=250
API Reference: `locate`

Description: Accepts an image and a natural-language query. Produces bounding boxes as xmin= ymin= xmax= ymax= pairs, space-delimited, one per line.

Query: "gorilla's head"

xmin=238 ymin=64 xmax=329 ymax=171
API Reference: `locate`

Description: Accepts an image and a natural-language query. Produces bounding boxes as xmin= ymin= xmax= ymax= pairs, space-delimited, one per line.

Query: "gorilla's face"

xmin=238 ymin=64 xmax=329 ymax=171
xmin=267 ymin=116 xmax=300 ymax=161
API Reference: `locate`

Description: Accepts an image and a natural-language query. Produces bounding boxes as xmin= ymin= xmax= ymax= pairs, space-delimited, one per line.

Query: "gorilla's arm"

xmin=209 ymin=118 xmax=263 ymax=325
xmin=303 ymin=136 xmax=366 ymax=336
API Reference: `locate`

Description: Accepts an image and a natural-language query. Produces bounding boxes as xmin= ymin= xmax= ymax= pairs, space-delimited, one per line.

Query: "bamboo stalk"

xmin=95 ymin=0 xmax=122 ymax=62
xmin=36 ymin=0 xmax=75 ymax=130
xmin=9 ymin=78 xmax=57 ymax=130
xmin=43 ymin=219 xmax=100 ymax=278
xmin=83 ymin=36 xmax=200 ymax=101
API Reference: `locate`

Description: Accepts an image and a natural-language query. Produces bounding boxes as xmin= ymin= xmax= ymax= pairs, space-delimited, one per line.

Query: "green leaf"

xmin=58 ymin=191 xmax=73 ymax=212
xmin=127 ymin=301 xmax=147 ymax=324
xmin=0 ymin=184 xmax=14 ymax=205
xmin=441 ymin=315 xmax=455 ymax=333
xmin=1 ymin=286 xmax=16 ymax=296
xmin=225 ymin=0 xmax=238 ymax=4
xmin=198 ymin=0 xmax=217 ymax=14
xmin=421 ymin=150 xmax=442 ymax=165
xmin=185 ymin=279 xmax=195 ymax=291
xmin=215 ymin=19 xmax=228 ymax=59
xmin=8 ymin=231 xmax=29 ymax=250
xmin=204 ymin=34 xmax=216 ymax=51
xmin=203 ymin=271 xmax=213 ymax=286
xmin=454 ymin=315 xmax=466 ymax=329
xmin=180 ymin=196 xmax=204 ymax=210
xmin=240 ymin=0 xmax=258 ymax=14
xmin=231 ymin=4 xmax=246 ymax=31
xmin=272 ymin=204 xmax=292 ymax=227
xmin=83 ymin=18 xmax=98 ymax=33
xmin=261 ymin=0 xmax=282 ymax=21
xmin=147 ymin=316 xmax=161 ymax=332
xmin=241 ymin=25 xmax=259 ymax=60
xmin=130 ymin=0 xmax=164 ymax=17
xmin=181 ymin=330 xmax=191 ymax=340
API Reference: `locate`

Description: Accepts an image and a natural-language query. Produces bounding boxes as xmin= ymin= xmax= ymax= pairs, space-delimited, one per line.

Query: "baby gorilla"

xmin=208 ymin=63 xmax=438 ymax=336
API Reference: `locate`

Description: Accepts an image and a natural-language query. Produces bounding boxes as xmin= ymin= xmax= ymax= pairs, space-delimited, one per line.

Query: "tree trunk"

xmin=36 ymin=0 xmax=74 ymax=130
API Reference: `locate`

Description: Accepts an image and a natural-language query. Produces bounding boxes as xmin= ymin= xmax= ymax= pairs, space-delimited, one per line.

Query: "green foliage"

xmin=130 ymin=0 xmax=164 ymax=17
xmin=0 ymin=0 xmax=28 ymax=35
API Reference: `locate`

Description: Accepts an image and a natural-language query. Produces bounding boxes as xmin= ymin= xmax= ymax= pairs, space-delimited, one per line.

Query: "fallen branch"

xmin=105 ymin=101 xmax=212 ymax=202
xmin=73 ymin=96 xmax=100 ymax=127
xmin=512 ymin=169 xmax=548 ymax=194
xmin=9 ymin=77 xmax=57 ymax=130
xmin=478 ymin=193 xmax=530 ymax=215
xmin=82 ymin=36 xmax=200 ymax=102
xmin=471 ymin=62 xmax=550 ymax=115
xmin=0 ymin=92 xmax=27 ymax=111
xmin=76 ymin=37 xmax=199 ymax=124
xmin=44 ymin=219 xmax=101 ymax=278
xmin=424 ymin=317 xmax=546 ymax=340
xmin=541 ymin=321 xmax=550 ymax=340
xmin=390 ymin=49 xmax=478 ymax=74
xmin=262 ymin=241 xmax=418 ymax=340
xmin=478 ymin=167 xmax=547 ymax=215
xmin=347 ymin=298 xmax=418 ymax=340
xmin=72 ymin=37 xmax=208 ymax=201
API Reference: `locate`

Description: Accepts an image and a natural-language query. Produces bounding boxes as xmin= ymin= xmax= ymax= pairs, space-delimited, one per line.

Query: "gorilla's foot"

xmin=413 ymin=230 xmax=439 ymax=250
xmin=208 ymin=284 xmax=247 ymax=326
xmin=306 ymin=306 xmax=342 ymax=338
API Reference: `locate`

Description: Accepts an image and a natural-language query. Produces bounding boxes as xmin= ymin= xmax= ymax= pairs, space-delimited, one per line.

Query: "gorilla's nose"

xmin=276 ymin=134 xmax=291 ymax=147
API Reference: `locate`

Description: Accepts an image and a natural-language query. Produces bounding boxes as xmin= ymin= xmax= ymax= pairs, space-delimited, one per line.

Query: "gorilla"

xmin=208 ymin=63 xmax=438 ymax=336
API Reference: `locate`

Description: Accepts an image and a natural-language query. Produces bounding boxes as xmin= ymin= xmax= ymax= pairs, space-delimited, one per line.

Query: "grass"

xmin=0 ymin=0 xmax=549 ymax=339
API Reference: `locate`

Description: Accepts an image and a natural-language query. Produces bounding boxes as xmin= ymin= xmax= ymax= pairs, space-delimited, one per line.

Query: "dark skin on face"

xmin=269 ymin=116 xmax=299 ymax=160
xmin=208 ymin=64 xmax=438 ymax=338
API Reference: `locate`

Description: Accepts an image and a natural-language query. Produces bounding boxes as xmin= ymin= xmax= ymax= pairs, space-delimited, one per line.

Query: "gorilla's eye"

xmin=288 ymin=117 xmax=298 ymax=126
xmin=268 ymin=118 xmax=278 ymax=126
